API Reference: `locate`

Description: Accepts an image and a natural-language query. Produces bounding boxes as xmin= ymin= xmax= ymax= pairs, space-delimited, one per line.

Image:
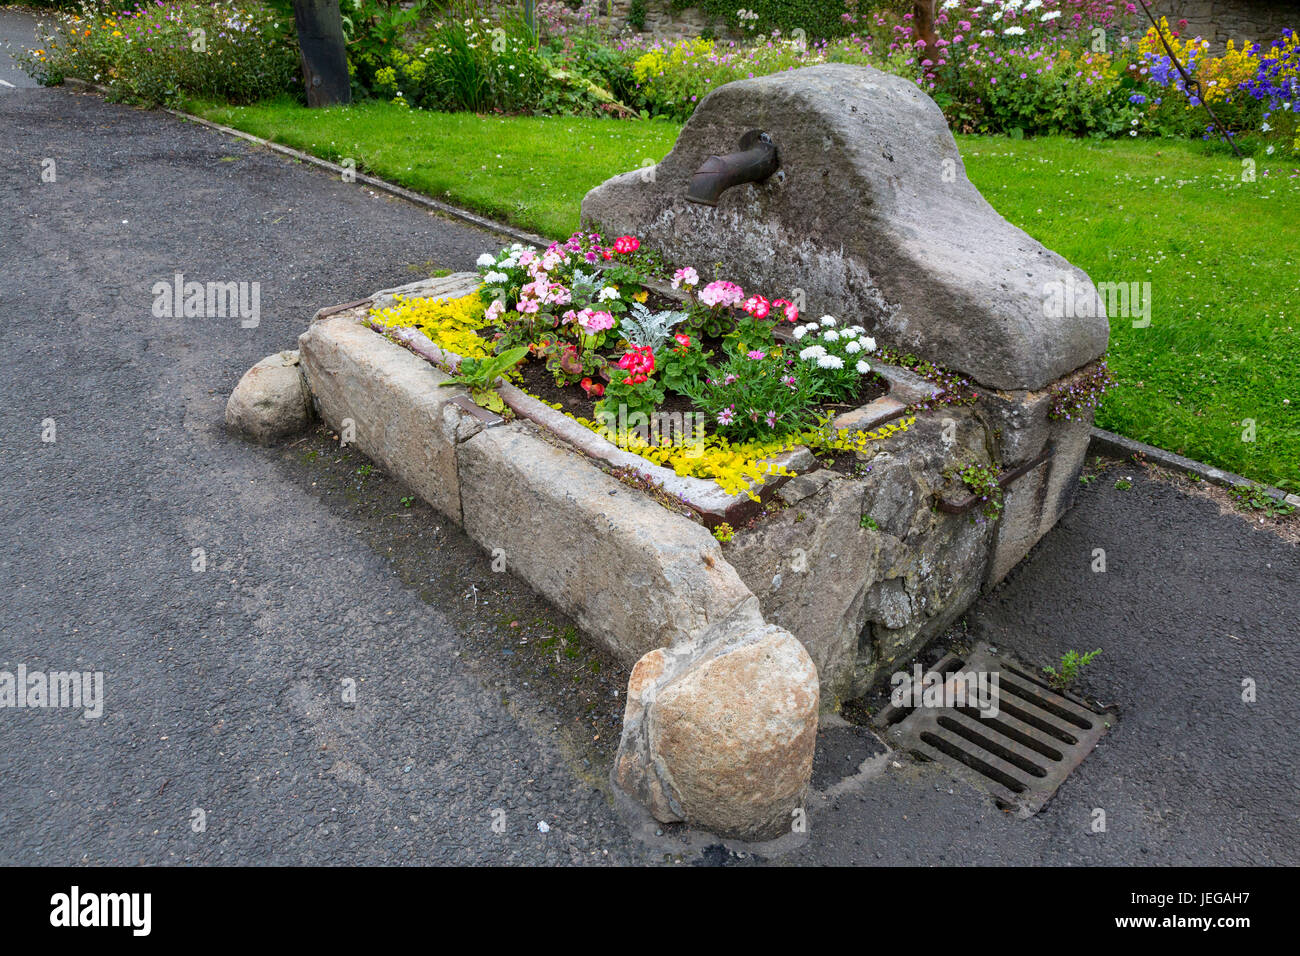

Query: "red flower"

xmin=742 ymin=295 xmax=770 ymax=319
xmin=673 ymin=332 xmax=691 ymax=353
xmin=616 ymin=345 xmax=655 ymax=384
xmin=613 ymin=235 xmax=640 ymax=255
xmin=580 ymin=377 xmax=605 ymax=398
xmin=771 ymin=299 xmax=799 ymax=323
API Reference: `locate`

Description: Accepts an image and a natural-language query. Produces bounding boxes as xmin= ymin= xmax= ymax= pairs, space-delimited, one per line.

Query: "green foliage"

xmin=1043 ymin=649 xmax=1102 ymax=691
xmin=690 ymin=351 xmax=823 ymax=442
xmin=1229 ymin=483 xmax=1296 ymax=519
xmin=440 ymin=346 xmax=529 ymax=411
xmin=950 ymin=462 xmax=1003 ymax=522
xmin=627 ymin=0 xmax=648 ymax=30
xmin=672 ymin=0 xmax=854 ymax=40
xmin=22 ymin=1 xmax=299 ymax=106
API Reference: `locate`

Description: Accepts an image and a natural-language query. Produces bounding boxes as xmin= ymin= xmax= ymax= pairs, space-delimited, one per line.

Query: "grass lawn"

xmin=192 ymin=98 xmax=1299 ymax=490
xmin=192 ymin=97 xmax=681 ymax=238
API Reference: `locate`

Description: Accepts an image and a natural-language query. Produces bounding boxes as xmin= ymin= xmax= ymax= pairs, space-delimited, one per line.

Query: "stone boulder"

xmin=581 ymin=62 xmax=1108 ymax=392
xmin=225 ymin=350 xmax=313 ymax=443
xmin=615 ymin=606 xmax=819 ymax=841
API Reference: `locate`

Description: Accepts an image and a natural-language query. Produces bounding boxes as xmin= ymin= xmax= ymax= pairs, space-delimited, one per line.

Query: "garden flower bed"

xmin=359 ymin=230 xmax=952 ymax=524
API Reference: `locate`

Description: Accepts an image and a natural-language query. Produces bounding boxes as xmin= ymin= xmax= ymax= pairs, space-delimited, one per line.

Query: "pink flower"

xmin=671 ymin=266 xmax=699 ymax=289
xmin=747 ymin=350 xmax=766 ymax=361
xmin=699 ymin=280 xmax=744 ymax=308
xmin=577 ymin=309 xmax=614 ymax=334
xmin=613 ymin=235 xmax=640 ymax=255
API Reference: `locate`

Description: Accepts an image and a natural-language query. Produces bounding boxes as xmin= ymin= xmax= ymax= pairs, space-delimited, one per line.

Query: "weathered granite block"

xmin=724 ymin=409 xmax=996 ymax=705
xmin=582 ymin=62 xmax=1109 ymax=392
xmin=298 ymin=317 xmax=483 ymax=522
xmin=456 ymin=421 xmax=757 ymax=665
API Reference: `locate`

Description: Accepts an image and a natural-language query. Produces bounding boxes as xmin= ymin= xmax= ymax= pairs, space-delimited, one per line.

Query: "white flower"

xmin=862 ymin=336 xmax=877 ymax=352
xmin=1024 ymin=0 xmax=1043 ymax=10
xmin=819 ymin=315 xmax=837 ymax=327
xmin=1040 ymin=10 xmax=1060 ymax=20
xmin=822 ymin=329 xmax=840 ymax=342
xmin=1004 ymin=26 xmax=1025 ymax=36
xmin=818 ymin=355 xmax=844 ymax=369
xmin=799 ymin=345 xmax=827 ymax=361
xmin=792 ymin=325 xmax=809 ymax=340
xmin=845 ymin=339 xmax=863 ymax=354
xmin=598 ymin=286 xmax=620 ymax=301
xmin=499 ymin=257 xmax=517 ymax=269
xmin=483 ymin=271 xmax=508 ymax=284
xmin=476 ymin=253 xmax=497 ymax=267
xmin=941 ymin=0 xmax=959 ymax=8
xmin=847 ymin=325 xmax=866 ymax=335
xmin=1266 ymin=144 xmax=1276 ymax=154
xmin=1261 ymin=121 xmax=1272 ymax=132
xmin=840 ymin=327 xmax=858 ymax=339
xmin=856 ymin=360 xmax=871 ymax=375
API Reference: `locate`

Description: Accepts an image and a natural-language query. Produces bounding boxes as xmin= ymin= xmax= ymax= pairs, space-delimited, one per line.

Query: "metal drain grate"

xmin=876 ymin=644 xmax=1113 ymax=816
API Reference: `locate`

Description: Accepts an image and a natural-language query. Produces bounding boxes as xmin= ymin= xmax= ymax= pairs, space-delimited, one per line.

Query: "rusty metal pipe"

xmin=685 ymin=130 xmax=779 ymax=206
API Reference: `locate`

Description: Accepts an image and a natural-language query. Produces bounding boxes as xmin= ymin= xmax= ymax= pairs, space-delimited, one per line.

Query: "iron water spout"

xmin=685 ymin=130 xmax=779 ymax=206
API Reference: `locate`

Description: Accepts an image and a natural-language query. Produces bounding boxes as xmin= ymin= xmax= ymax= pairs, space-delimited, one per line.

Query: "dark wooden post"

xmin=912 ymin=0 xmax=940 ymax=65
xmin=292 ymin=0 xmax=351 ymax=107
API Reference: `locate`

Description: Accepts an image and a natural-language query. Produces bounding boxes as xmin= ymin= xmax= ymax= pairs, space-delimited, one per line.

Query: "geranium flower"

xmin=613 ymin=235 xmax=640 ymax=255
xmin=673 ymin=333 xmax=692 ymax=351
xmin=742 ymin=295 xmax=770 ymax=319
xmin=770 ymin=298 xmax=799 ymax=323
xmin=616 ymin=345 xmax=655 ymax=384
xmin=699 ymin=281 xmax=745 ymax=308
xmin=578 ymin=309 xmax=615 ymax=334
xmin=671 ymin=267 xmax=699 ymax=289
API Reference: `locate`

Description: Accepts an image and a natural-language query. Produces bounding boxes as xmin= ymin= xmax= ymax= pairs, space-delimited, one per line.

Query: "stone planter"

xmin=228 ymin=63 xmax=1108 ymax=840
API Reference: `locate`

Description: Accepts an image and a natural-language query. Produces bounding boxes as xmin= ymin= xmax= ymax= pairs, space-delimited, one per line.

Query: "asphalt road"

xmin=2 ymin=13 xmax=1297 ymax=866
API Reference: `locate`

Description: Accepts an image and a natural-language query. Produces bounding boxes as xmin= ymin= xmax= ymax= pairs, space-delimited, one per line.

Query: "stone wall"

xmin=606 ymin=0 xmax=730 ymax=38
xmin=1159 ymin=0 xmax=1298 ymax=51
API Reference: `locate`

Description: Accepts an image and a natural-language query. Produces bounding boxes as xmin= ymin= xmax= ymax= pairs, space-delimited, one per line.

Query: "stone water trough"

xmin=228 ymin=64 xmax=1109 ymax=841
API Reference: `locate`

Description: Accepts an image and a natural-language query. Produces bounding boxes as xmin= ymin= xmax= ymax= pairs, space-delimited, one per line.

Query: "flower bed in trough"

xmin=357 ymin=231 xmax=950 ymax=529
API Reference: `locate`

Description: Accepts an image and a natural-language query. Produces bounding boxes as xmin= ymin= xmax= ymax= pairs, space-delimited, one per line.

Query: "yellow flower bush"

xmin=369 ymin=291 xmax=493 ymax=360
xmin=1198 ymin=40 xmax=1260 ymax=103
xmin=632 ymin=37 xmax=715 ymax=85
